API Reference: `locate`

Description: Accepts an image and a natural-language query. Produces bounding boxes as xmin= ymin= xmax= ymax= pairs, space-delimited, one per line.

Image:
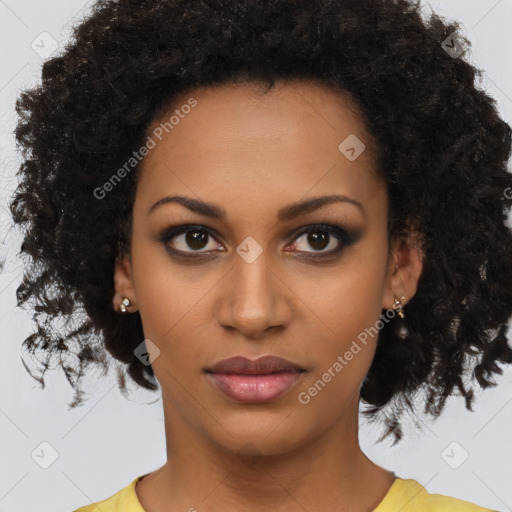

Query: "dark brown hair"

xmin=10 ymin=0 xmax=512 ymax=443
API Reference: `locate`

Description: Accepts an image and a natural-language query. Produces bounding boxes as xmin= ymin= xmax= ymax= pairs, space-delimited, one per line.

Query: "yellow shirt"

xmin=73 ymin=474 xmax=497 ymax=511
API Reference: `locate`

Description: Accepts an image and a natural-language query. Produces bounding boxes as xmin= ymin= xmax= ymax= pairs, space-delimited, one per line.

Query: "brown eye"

xmin=163 ymin=227 xmax=221 ymax=253
xmin=183 ymin=230 xmax=210 ymax=251
xmin=159 ymin=223 xmax=360 ymax=261
xmin=295 ymin=230 xmax=334 ymax=252
xmin=288 ymin=225 xmax=348 ymax=255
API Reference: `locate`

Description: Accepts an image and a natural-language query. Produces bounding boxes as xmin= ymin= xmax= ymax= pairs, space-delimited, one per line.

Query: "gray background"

xmin=1 ymin=1 xmax=511 ymax=511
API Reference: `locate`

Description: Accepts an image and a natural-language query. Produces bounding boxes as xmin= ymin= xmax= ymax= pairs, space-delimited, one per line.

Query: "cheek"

xmin=297 ymin=239 xmax=389 ymax=403
xmin=318 ymin=236 xmax=389 ymax=336
xmin=134 ymin=271 xmax=211 ymax=365
xmin=295 ymin=302 xmax=381 ymax=418
xmin=128 ymin=236 xmax=203 ymax=363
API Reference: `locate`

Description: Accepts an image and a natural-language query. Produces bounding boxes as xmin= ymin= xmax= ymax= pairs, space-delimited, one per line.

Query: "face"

xmin=114 ymin=80 xmax=422 ymax=457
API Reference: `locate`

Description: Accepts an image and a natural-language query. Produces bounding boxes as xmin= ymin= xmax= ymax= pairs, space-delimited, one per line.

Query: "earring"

xmin=119 ymin=297 xmax=131 ymax=313
xmin=393 ymin=295 xmax=406 ymax=318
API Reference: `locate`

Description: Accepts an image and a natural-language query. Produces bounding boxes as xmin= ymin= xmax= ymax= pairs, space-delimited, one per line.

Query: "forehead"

xmin=146 ymin=79 xmax=376 ymax=156
xmin=136 ymin=80 xmax=384 ymax=217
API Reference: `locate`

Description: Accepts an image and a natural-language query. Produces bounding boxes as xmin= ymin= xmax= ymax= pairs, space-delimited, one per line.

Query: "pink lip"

xmin=205 ymin=355 xmax=304 ymax=403
xmin=207 ymin=372 xmax=303 ymax=403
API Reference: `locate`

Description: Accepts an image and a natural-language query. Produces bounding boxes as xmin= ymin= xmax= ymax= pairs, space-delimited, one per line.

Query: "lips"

xmin=205 ymin=355 xmax=305 ymax=403
xmin=206 ymin=355 xmax=304 ymax=375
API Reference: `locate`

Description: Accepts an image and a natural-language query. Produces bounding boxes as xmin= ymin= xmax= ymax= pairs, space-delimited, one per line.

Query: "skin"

xmin=113 ymin=80 xmax=423 ymax=512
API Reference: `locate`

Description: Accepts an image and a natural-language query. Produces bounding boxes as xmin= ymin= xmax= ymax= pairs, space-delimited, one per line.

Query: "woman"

xmin=9 ymin=0 xmax=512 ymax=510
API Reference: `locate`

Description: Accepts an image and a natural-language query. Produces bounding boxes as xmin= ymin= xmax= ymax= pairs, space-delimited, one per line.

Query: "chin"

xmin=202 ymin=411 xmax=317 ymax=459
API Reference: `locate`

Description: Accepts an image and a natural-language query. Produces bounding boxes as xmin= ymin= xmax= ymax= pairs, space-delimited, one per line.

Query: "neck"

xmin=137 ymin=395 xmax=395 ymax=512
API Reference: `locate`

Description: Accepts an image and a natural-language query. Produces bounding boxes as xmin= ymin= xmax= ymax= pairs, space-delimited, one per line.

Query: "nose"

xmin=214 ymin=249 xmax=292 ymax=340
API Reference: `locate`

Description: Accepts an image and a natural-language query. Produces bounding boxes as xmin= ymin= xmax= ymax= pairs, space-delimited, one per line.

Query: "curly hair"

xmin=9 ymin=0 xmax=512 ymax=443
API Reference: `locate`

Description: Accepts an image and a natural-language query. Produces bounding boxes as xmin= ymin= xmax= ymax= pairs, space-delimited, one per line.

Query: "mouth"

xmin=206 ymin=355 xmax=304 ymax=374
xmin=205 ymin=355 xmax=305 ymax=403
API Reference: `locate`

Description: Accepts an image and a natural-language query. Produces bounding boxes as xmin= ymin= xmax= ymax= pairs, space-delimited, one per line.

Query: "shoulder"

xmin=73 ymin=475 xmax=146 ymax=512
xmin=375 ymin=477 xmax=498 ymax=512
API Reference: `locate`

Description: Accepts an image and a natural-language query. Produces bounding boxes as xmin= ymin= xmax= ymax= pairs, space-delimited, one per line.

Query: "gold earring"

xmin=393 ymin=295 xmax=406 ymax=318
xmin=119 ymin=297 xmax=131 ymax=313
xmin=393 ymin=260 xmax=407 ymax=319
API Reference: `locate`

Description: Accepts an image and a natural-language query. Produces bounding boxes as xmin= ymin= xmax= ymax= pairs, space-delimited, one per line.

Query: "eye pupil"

xmin=186 ymin=230 xmax=208 ymax=250
xmin=308 ymin=231 xmax=329 ymax=250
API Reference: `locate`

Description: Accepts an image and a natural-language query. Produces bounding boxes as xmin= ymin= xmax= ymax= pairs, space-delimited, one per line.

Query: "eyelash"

xmin=159 ymin=223 xmax=360 ymax=261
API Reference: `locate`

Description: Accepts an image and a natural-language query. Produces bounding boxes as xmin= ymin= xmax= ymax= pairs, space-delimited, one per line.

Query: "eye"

xmin=160 ymin=225 xmax=223 ymax=255
xmin=293 ymin=226 xmax=340 ymax=253
xmin=285 ymin=224 xmax=350 ymax=258
xmin=159 ymin=223 xmax=359 ymax=260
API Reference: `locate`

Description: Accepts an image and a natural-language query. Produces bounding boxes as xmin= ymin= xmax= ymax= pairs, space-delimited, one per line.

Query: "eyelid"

xmin=158 ymin=222 xmax=361 ymax=258
xmin=286 ymin=223 xmax=360 ymax=258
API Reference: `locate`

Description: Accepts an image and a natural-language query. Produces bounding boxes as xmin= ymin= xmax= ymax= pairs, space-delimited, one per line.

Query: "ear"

xmin=382 ymin=229 xmax=424 ymax=311
xmin=113 ymin=254 xmax=138 ymax=313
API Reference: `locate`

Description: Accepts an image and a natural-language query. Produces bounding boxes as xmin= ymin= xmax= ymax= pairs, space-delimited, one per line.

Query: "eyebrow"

xmin=147 ymin=194 xmax=365 ymax=221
